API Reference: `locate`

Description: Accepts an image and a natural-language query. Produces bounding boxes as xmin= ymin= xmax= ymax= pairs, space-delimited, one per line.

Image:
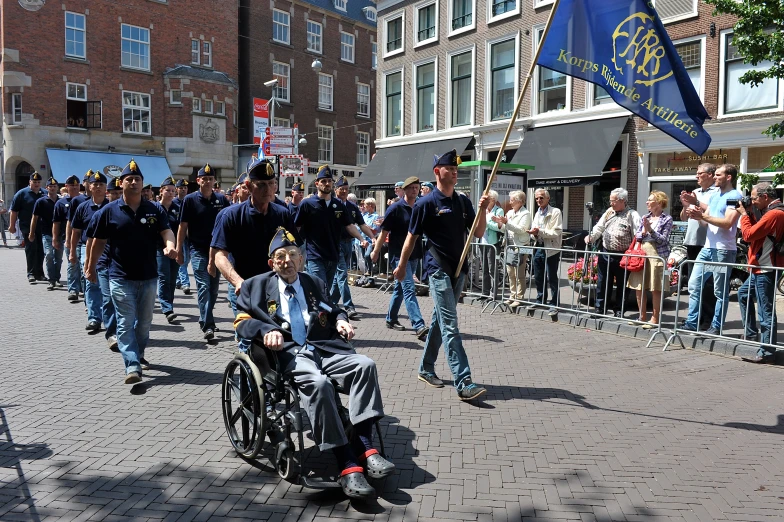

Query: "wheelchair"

xmin=221 ymin=341 xmax=386 ymax=489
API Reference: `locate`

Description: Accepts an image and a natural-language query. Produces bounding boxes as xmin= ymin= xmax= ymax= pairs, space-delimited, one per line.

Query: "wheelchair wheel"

xmin=275 ymin=439 xmax=301 ymax=482
xmin=222 ymin=358 xmax=266 ymax=459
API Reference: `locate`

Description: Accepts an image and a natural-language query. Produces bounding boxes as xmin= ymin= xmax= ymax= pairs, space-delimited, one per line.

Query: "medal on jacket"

xmin=318 ymin=311 xmax=328 ymax=327
xmin=267 ymin=300 xmax=277 ymax=315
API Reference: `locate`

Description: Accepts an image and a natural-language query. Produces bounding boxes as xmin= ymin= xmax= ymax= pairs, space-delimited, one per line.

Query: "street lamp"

xmin=298 ymin=137 xmax=308 ymax=146
xmin=311 ymin=59 xmax=322 ymax=73
xmin=263 ymin=78 xmax=279 ymax=129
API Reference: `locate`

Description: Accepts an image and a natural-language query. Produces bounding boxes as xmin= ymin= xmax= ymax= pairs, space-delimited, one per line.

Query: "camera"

xmin=727 ymin=196 xmax=752 ymax=208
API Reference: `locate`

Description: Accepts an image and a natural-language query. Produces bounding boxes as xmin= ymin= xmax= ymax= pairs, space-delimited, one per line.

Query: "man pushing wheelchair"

xmin=233 ymin=227 xmax=395 ymax=499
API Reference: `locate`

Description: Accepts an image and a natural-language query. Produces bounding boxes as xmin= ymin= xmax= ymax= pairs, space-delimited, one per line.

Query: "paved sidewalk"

xmin=1 ymin=247 xmax=784 ymax=522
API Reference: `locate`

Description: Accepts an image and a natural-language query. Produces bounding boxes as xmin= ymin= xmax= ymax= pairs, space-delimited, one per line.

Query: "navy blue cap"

xmin=197 ymin=163 xmax=214 ymax=177
xmin=83 ymin=170 xmax=95 ymax=182
xmin=292 ymin=181 xmax=305 ymax=192
xmin=175 ymin=178 xmax=187 ymax=188
xmin=315 ymin=165 xmax=333 ymax=180
xmin=160 ymin=177 xmax=175 ymax=188
xmin=143 ymin=183 xmax=153 ymax=191
xmin=433 ymin=149 xmax=462 ymax=168
xmin=46 ymin=177 xmax=59 ymax=187
xmin=108 ymin=177 xmax=122 ymax=191
xmin=268 ymin=227 xmax=299 ymax=257
xmin=247 ymin=158 xmax=276 ymax=181
xmin=89 ymin=171 xmax=108 ymax=184
xmin=30 ymin=172 xmax=43 ymax=181
xmin=65 ymin=175 xmax=80 ymax=186
xmin=120 ymin=159 xmax=143 ymax=179
xmin=237 ymin=172 xmax=248 ymax=184
xmin=335 ymin=177 xmax=349 ymax=188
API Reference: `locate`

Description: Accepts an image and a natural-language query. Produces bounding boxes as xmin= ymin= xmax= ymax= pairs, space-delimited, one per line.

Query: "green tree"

xmin=704 ymin=0 xmax=784 ymax=184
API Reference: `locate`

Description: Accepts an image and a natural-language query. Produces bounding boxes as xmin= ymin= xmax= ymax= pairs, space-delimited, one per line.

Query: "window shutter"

xmin=653 ymin=0 xmax=696 ymax=21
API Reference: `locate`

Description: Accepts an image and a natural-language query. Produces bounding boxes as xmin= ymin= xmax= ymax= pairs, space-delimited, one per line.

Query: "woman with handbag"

xmin=492 ymin=190 xmax=531 ymax=309
xmin=626 ymin=191 xmax=673 ymax=328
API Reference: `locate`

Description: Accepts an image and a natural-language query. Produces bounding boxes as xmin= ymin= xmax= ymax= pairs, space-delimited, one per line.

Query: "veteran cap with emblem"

xmin=268 ymin=227 xmax=299 ymax=256
xmin=247 ymin=157 xmax=276 ymax=181
xmin=175 ymin=178 xmax=187 ymax=188
xmin=335 ymin=176 xmax=349 ymax=188
xmin=143 ymin=183 xmax=153 ymax=191
xmin=65 ymin=175 xmax=80 ymax=186
xmin=120 ymin=159 xmax=143 ymax=179
xmin=46 ymin=176 xmax=59 ymax=187
xmin=83 ymin=170 xmax=95 ymax=183
xmin=292 ymin=181 xmax=305 ymax=192
xmin=237 ymin=172 xmax=248 ymax=184
xmin=433 ymin=149 xmax=462 ymax=168
xmin=160 ymin=177 xmax=175 ymax=188
xmin=402 ymin=176 xmax=420 ymax=188
xmin=315 ymin=164 xmax=333 ymax=180
xmin=197 ymin=163 xmax=214 ymax=177
xmin=90 ymin=171 xmax=108 ymax=184
xmin=108 ymin=177 xmax=122 ymax=191
xmin=30 ymin=171 xmax=43 ymax=181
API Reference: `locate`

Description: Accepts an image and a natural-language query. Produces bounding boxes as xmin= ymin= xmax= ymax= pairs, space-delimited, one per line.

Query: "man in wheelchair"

xmin=234 ymin=227 xmax=395 ymax=499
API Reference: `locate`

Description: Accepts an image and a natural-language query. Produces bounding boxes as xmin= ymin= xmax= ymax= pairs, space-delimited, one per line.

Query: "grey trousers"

xmin=286 ymin=348 xmax=384 ymax=451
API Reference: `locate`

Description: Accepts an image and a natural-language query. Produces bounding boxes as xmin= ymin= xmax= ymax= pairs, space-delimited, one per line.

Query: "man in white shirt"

xmin=528 ymin=189 xmax=563 ymax=317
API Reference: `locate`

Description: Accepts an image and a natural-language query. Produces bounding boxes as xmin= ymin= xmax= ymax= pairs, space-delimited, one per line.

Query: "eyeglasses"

xmin=751 ymin=195 xmax=760 ymax=201
xmin=609 ymin=199 xmax=620 ymax=204
xmin=534 ymin=196 xmax=546 ymax=200
xmin=272 ymin=249 xmax=301 ymax=262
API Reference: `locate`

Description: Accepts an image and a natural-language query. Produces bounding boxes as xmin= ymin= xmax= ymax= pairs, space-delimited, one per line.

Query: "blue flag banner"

xmin=537 ymin=0 xmax=711 ymax=155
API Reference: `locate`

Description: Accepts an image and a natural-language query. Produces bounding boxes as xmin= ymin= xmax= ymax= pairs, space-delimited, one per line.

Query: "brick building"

xmin=1 ymin=0 xmax=238 ymax=201
xmin=238 ymin=0 xmax=377 ymax=196
xmin=362 ymin=0 xmax=784 ymax=231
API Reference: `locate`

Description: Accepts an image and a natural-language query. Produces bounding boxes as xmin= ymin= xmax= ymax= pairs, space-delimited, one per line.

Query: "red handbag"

xmin=620 ymin=238 xmax=646 ymax=272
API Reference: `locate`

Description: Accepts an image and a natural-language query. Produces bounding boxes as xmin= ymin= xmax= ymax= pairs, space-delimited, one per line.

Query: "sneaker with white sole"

xmin=418 ymin=372 xmax=444 ymax=388
xmin=125 ymin=372 xmax=142 ymax=385
xmin=457 ymin=378 xmax=487 ymax=401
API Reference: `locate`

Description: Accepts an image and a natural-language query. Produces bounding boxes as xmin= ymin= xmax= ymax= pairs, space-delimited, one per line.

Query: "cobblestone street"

xmin=2 ymin=247 xmax=784 ymax=521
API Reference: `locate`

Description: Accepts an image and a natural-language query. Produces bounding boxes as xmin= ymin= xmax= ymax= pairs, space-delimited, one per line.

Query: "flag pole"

xmin=454 ymin=0 xmax=561 ymax=278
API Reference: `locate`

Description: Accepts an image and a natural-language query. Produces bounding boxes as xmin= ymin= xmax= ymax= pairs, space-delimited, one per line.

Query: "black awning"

xmin=356 ymin=137 xmax=472 ymax=186
xmin=519 ymin=117 xmax=628 ymax=182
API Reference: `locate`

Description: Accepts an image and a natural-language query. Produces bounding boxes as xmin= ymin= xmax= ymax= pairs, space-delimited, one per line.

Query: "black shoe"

xmin=416 ymin=327 xmax=429 ymax=341
xmin=107 ymin=336 xmax=119 ymax=352
xmin=56 ymin=281 xmax=63 ymax=287
xmin=457 ymin=378 xmax=487 ymax=401
xmin=47 ymin=282 xmax=56 ymax=291
xmin=175 ymin=282 xmax=182 ymax=289
xmin=165 ymin=311 xmax=178 ymax=324
xmin=140 ymin=358 xmax=151 ymax=370
xmin=417 ymin=372 xmax=444 ymax=388
xmin=183 ymin=287 xmax=191 ymax=295
xmin=744 ymin=333 xmax=759 ymax=342
xmin=741 ymin=355 xmax=775 ymax=364
xmin=679 ymin=322 xmax=698 ymax=333
xmin=613 ymin=310 xmax=623 ymax=318
xmin=362 ymin=451 xmax=395 ymax=479
xmin=203 ymin=328 xmax=214 ymax=340
xmin=68 ymin=292 xmax=79 ymax=302
xmin=548 ymin=307 xmax=559 ymax=317
xmin=337 ymin=470 xmax=376 ymax=499
xmin=28 ymin=276 xmax=36 ymax=284
xmin=346 ymin=308 xmax=360 ymax=319
xmin=386 ymin=320 xmax=405 ymax=331
xmin=705 ymin=327 xmax=720 ymax=335
xmin=85 ymin=320 xmax=100 ymax=332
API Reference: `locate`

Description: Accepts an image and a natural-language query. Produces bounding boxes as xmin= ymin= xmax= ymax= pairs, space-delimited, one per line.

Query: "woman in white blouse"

xmin=491 ymin=190 xmax=532 ymax=309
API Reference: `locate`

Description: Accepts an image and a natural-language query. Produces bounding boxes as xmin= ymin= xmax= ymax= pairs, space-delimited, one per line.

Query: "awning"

xmin=46 ymin=149 xmax=172 ymax=186
xmin=356 ymin=137 xmax=472 ymax=187
xmin=518 ymin=117 xmax=628 ymax=183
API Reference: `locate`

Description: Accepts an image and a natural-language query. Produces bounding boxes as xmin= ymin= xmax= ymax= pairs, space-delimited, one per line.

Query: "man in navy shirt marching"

xmin=294 ymin=165 xmax=368 ymax=301
xmin=177 ymin=163 xmax=230 ymax=340
xmin=174 ymin=178 xmax=192 ymax=294
xmin=8 ymin=171 xmax=45 ymax=283
xmin=65 ymin=172 xmax=96 ymax=302
xmin=395 ymin=149 xmax=490 ymax=401
xmin=53 ymin=175 xmax=82 ymax=300
xmin=86 ymin=160 xmax=177 ymax=385
xmin=29 ymin=177 xmax=63 ymax=290
xmin=156 ymin=177 xmax=181 ymax=324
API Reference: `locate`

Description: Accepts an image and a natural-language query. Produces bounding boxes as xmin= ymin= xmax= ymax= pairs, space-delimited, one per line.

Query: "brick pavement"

xmin=1 ymin=247 xmax=784 ymax=522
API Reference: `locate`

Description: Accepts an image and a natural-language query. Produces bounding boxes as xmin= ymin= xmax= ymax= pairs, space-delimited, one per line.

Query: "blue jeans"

xmin=227 ymin=281 xmax=238 ymax=315
xmin=387 ymin=257 xmax=425 ymax=330
xmin=685 ymin=248 xmax=736 ymax=330
xmin=226 ymin=281 xmax=252 ymax=352
xmin=307 ymin=258 xmax=338 ymax=298
xmin=75 ymin=243 xmax=86 ymax=295
xmin=191 ymin=248 xmax=219 ymax=331
xmin=156 ymin=251 xmax=178 ymax=315
xmin=420 ymin=270 xmax=472 ymax=390
xmin=80 ymin=244 xmax=103 ymax=323
xmin=330 ymin=240 xmax=354 ymax=308
xmin=42 ymin=235 xmax=63 ymax=283
xmin=178 ymin=239 xmax=191 ymax=288
xmin=533 ymin=250 xmax=560 ymax=306
xmin=65 ymin=245 xmax=80 ymax=294
xmin=97 ymin=268 xmax=117 ymax=340
xmin=738 ymin=272 xmax=778 ymax=357
xmin=110 ymin=278 xmax=156 ymax=375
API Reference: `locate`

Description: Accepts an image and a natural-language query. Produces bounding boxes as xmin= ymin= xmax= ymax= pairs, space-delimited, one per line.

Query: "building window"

xmin=451 ymin=51 xmax=472 ymax=127
xmin=307 ymin=21 xmax=322 ymax=53
xmin=341 ymin=32 xmax=355 ymax=63
xmin=490 ymin=39 xmax=515 ymax=120
xmin=318 ymin=125 xmax=333 ymax=163
xmin=273 ymin=117 xmax=290 ymax=128
xmin=66 ymin=83 xmax=86 ymax=127
xmin=593 ymin=85 xmax=612 ymax=106
xmin=364 ymin=7 xmax=377 ymax=22
xmin=215 ymin=101 xmax=225 ymax=115
xmin=536 ymin=29 xmax=566 ymax=113
xmin=357 ymin=83 xmax=371 ymax=117
xmin=357 ymin=132 xmax=370 ymax=166
xmin=416 ymin=3 xmax=437 ymax=44
xmin=372 ymin=42 xmax=377 ymax=69
xmin=385 ymin=71 xmax=402 ymax=137
xmin=122 ymin=91 xmax=151 ymax=135
xmin=675 ymin=40 xmax=702 ymax=99
xmin=416 ymin=62 xmax=435 ymax=132
xmin=490 ymin=0 xmax=516 ymax=18
xmin=11 ymin=93 xmax=22 ymax=124
xmin=451 ymin=0 xmax=473 ymax=31
xmin=650 ymin=0 xmax=698 ymax=24
xmin=273 ymin=61 xmax=290 ymax=102
xmin=202 ymin=41 xmax=212 ymax=67
xmin=204 ymin=99 xmax=213 ymax=114
xmin=334 ymin=0 xmax=347 ymax=11
xmin=724 ymin=33 xmax=779 ymax=114
xmin=65 ymin=12 xmax=86 ymax=59
xmin=386 ymin=16 xmax=403 ymax=54
xmin=273 ymin=10 xmax=290 ymax=45
xmin=191 ymin=39 xmax=200 ymax=64
xmin=192 ymin=98 xmax=201 ymax=112
xmin=170 ymin=89 xmax=182 ymax=105
xmin=318 ymin=74 xmax=333 ymax=110
xmin=121 ymin=24 xmax=150 ymax=71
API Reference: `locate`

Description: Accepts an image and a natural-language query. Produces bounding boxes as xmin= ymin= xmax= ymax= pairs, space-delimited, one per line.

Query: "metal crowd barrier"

xmin=663 ymin=259 xmax=781 ymax=353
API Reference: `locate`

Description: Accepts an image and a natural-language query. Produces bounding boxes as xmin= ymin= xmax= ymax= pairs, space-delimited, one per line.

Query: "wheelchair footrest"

xmin=300 ymin=476 xmax=342 ymax=490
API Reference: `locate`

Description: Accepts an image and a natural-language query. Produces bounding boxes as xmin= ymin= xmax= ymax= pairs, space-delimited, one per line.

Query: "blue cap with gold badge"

xmin=247 ymin=157 xmax=275 ymax=181
xmin=175 ymin=178 xmax=187 ymax=188
xmin=237 ymin=172 xmax=248 ymax=185
xmin=335 ymin=176 xmax=349 ymax=188
xmin=315 ymin=164 xmax=333 ymax=180
xmin=433 ymin=149 xmax=462 ymax=168
xmin=108 ymin=177 xmax=122 ymax=191
xmin=90 ymin=170 xmax=108 ymax=184
xmin=83 ymin=170 xmax=95 ymax=183
xmin=160 ymin=177 xmax=175 ymax=188
xmin=65 ymin=175 xmax=80 ymax=186
xmin=30 ymin=171 xmax=43 ymax=181
xmin=46 ymin=176 xmax=59 ymax=187
xmin=120 ymin=159 xmax=143 ymax=179
xmin=292 ymin=181 xmax=305 ymax=192
xmin=197 ymin=163 xmax=214 ymax=177
xmin=268 ymin=227 xmax=299 ymax=256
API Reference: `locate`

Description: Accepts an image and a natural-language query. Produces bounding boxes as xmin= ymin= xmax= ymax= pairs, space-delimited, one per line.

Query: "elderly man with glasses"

xmin=528 ymin=189 xmax=563 ymax=317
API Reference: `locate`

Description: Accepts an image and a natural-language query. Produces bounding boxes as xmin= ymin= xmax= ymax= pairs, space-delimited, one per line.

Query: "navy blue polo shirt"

xmin=85 ymin=208 xmax=111 ymax=271
xmin=68 ymin=194 xmax=90 ymax=223
xmin=31 ymin=196 xmax=58 ymax=237
xmin=179 ymin=190 xmax=230 ymax=254
xmin=53 ymin=195 xmax=75 ymax=230
xmin=211 ymin=198 xmax=297 ymax=279
xmin=383 ymin=199 xmax=422 ymax=260
xmin=91 ymin=198 xmax=171 ymax=280
xmin=155 ymin=200 xmax=181 ymax=249
xmin=72 ymin=198 xmax=109 ymax=246
xmin=10 ymin=187 xmax=43 ymax=233
xmin=339 ymin=199 xmax=365 ymax=240
xmin=294 ymin=195 xmax=353 ymax=262
xmin=409 ymin=188 xmax=475 ymax=279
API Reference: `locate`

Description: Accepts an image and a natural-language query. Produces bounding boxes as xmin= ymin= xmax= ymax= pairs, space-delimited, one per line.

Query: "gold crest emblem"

xmin=284 ymin=230 xmax=296 ymax=243
xmin=94 ymin=173 xmax=101 ymax=180
xmin=612 ymin=12 xmax=673 ymax=87
xmin=318 ymin=312 xmax=328 ymax=327
xmin=204 ymin=164 xmax=211 ymax=174
xmin=267 ymin=300 xmax=277 ymax=315
xmin=129 ymin=159 xmax=138 ymax=172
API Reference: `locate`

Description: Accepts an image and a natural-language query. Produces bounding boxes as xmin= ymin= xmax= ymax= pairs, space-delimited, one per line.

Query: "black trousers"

xmin=23 ymin=230 xmax=45 ymax=279
xmin=595 ymin=250 xmax=629 ymax=311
